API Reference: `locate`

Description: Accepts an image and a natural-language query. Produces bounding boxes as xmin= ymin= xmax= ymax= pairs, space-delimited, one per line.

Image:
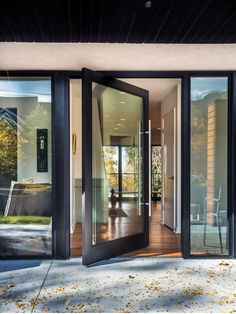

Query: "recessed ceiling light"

xmin=114 ymin=127 xmax=118 ymax=130
xmin=120 ymin=101 xmax=126 ymax=104
xmin=117 ymin=123 xmax=121 ymax=126
xmin=120 ymin=118 xmax=126 ymax=121
xmin=120 ymin=92 xmax=126 ymax=95
xmin=145 ymin=1 xmax=152 ymax=8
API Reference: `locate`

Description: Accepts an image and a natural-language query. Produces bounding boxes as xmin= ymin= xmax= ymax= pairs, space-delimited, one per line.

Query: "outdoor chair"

xmin=203 ymin=186 xmax=227 ymax=254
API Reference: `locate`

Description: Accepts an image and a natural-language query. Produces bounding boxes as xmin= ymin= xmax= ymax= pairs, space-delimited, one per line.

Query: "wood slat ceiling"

xmin=0 ymin=0 xmax=236 ymax=43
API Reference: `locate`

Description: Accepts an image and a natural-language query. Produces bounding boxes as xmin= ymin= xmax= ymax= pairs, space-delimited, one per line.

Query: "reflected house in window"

xmin=0 ymin=78 xmax=52 ymax=257
xmin=0 ymin=108 xmax=17 ymax=189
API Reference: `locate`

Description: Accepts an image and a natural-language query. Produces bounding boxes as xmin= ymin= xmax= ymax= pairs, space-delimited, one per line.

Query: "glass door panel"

xmin=92 ymin=83 xmax=143 ymax=244
xmin=82 ymin=69 xmax=149 ymax=265
xmin=190 ymin=77 xmax=229 ymax=256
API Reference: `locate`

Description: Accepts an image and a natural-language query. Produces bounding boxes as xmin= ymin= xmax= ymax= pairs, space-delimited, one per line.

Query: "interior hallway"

xmin=70 ymin=201 xmax=181 ymax=257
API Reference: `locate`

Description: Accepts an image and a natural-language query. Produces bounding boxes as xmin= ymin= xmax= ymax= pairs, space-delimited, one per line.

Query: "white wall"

xmin=70 ymin=80 xmax=82 ymax=231
xmin=161 ymin=87 xmax=176 ymax=227
xmin=150 ymin=101 xmax=161 ymax=145
xmin=161 ymin=87 xmax=177 ymax=117
xmin=70 ymin=80 xmax=109 ymax=232
xmin=71 ymin=81 xmax=82 ymax=179
xmin=160 ymin=85 xmax=181 ymax=233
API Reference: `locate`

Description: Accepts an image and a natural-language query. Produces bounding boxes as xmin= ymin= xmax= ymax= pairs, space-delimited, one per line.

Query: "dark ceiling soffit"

xmin=0 ymin=0 xmax=236 ymax=43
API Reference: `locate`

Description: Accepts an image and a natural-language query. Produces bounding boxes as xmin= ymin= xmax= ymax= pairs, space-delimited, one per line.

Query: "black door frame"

xmin=82 ymin=68 xmax=149 ymax=265
xmin=0 ymin=70 xmax=235 ymax=260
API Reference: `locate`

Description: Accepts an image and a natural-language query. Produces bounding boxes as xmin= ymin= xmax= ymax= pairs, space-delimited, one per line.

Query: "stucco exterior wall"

xmin=1 ymin=43 xmax=236 ymax=71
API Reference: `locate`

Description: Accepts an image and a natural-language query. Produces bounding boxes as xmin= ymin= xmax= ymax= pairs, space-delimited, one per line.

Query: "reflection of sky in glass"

xmin=191 ymin=77 xmax=227 ymax=100
xmin=0 ymin=79 xmax=51 ymax=102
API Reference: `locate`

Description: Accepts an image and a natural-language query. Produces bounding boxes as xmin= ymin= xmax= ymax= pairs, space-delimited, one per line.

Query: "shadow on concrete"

xmin=87 ymin=257 xmax=135 ymax=267
xmin=0 ymin=260 xmax=43 ymax=273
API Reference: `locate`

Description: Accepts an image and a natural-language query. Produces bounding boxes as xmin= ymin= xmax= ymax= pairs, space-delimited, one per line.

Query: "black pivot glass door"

xmin=82 ymin=68 xmax=150 ymax=265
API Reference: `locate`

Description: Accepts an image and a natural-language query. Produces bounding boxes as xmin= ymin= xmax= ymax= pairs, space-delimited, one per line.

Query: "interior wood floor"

xmin=70 ymin=201 xmax=181 ymax=257
xmin=121 ymin=202 xmax=181 ymax=257
xmin=70 ymin=223 xmax=82 ymax=257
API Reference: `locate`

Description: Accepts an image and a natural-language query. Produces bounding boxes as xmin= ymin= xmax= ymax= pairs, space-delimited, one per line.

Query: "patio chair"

xmin=203 ymin=186 xmax=227 ymax=254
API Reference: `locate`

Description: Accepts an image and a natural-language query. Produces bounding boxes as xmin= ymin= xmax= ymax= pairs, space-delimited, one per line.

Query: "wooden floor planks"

xmin=70 ymin=201 xmax=181 ymax=257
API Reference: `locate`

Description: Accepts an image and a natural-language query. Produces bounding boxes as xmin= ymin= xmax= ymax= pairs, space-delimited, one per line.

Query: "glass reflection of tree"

xmin=0 ymin=109 xmax=27 ymax=188
xmin=103 ymin=146 xmax=118 ymax=190
xmin=103 ymin=146 xmax=138 ymax=194
xmin=122 ymin=147 xmax=138 ymax=193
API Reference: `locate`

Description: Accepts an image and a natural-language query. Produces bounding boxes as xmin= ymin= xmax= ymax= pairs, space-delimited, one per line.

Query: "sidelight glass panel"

xmin=92 ymin=82 xmax=143 ymax=244
xmin=190 ymin=77 xmax=228 ymax=255
xmin=0 ymin=77 xmax=52 ymax=257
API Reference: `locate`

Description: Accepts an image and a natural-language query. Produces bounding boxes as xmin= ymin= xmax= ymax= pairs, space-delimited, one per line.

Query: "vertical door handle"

xmin=145 ymin=119 xmax=152 ymax=216
xmin=138 ymin=121 xmax=142 ymax=216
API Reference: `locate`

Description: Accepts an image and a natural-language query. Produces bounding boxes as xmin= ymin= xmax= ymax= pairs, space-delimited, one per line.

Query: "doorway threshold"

xmin=120 ymin=251 xmax=182 ymax=258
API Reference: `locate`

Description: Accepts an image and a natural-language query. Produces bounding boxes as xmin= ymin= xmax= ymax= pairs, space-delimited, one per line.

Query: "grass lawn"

xmin=0 ymin=216 xmax=51 ymax=225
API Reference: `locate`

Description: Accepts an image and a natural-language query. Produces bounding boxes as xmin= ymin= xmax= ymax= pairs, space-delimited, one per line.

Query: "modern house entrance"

xmin=1 ymin=0 xmax=236 ymax=271
xmin=0 ymin=68 xmax=234 ymax=263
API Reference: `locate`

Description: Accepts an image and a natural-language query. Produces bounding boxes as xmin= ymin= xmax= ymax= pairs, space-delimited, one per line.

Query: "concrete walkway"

xmin=0 ymin=257 xmax=236 ymax=313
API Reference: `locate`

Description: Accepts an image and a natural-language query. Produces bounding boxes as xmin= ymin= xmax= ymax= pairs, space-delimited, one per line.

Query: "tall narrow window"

xmin=190 ymin=77 xmax=228 ymax=255
xmin=0 ymin=77 xmax=52 ymax=257
xmin=121 ymin=146 xmax=138 ymax=198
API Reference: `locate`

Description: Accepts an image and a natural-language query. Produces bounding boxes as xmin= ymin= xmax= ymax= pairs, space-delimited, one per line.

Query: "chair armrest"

xmin=204 ymin=197 xmax=220 ymax=202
